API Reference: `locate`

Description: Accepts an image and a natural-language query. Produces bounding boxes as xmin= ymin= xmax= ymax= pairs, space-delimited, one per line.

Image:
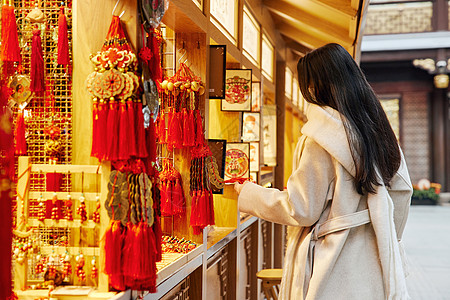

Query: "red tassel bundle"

xmin=148 ymin=28 xmax=162 ymax=85
xmin=105 ymin=100 xmax=119 ymax=161
xmin=103 ymin=220 xmax=124 ymax=281
xmin=118 ymin=101 xmax=130 ymax=160
xmin=30 ymin=29 xmax=45 ymax=92
xmin=0 ymin=3 xmax=21 ymax=63
xmin=86 ymin=15 xmax=145 ymax=162
xmin=189 ymin=147 xmax=215 ymax=234
xmin=157 ymin=110 xmax=167 ymax=144
xmin=57 ymin=6 xmax=70 ymax=65
xmin=14 ymin=110 xmax=27 ymax=155
xmin=159 ymin=163 xmax=185 ymax=217
xmin=127 ymin=100 xmax=137 ymax=157
xmin=135 ymin=101 xmax=148 ymax=158
xmin=182 ymin=108 xmax=195 ymax=147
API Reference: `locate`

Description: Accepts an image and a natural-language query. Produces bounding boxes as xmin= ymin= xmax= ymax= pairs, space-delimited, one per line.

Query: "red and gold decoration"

xmin=157 ymin=63 xmax=206 ymax=150
xmin=189 ymin=146 xmax=215 ymax=235
xmin=86 ymin=15 xmax=147 ymax=162
xmin=75 ymin=253 xmax=86 ymax=283
xmin=225 ymin=76 xmax=250 ymax=104
xmin=76 ymin=194 xmax=87 ymax=223
xmin=159 ymin=161 xmax=185 ymax=217
xmin=57 ymin=5 xmax=70 ymax=66
xmin=64 ymin=194 xmax=73 ymax=221
xmin=92 ymin=196 xmax=100 ymax=223
xmin=0 ymin=0 xmax=21 ymax=64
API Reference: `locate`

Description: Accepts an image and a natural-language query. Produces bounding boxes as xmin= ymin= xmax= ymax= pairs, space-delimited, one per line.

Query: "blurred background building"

xmin=360 ymin=0 xmax=450 ymax=192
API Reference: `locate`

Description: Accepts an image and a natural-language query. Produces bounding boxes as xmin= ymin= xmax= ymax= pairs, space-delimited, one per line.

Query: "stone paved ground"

xmin=402 ymin=205 xmax=450 ymax=300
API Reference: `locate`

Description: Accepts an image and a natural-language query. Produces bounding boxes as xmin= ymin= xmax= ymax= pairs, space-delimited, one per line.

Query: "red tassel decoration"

xmin=57 ymin=6 xmax=70 ymax=65
xmin=149 ymin=29 xmax=162 ymax=84
xmin=0 ymin=3 xmax=21 ymax=63
xmin=105 ymin=99 xmax=119 ymax=161
xmin=95 ymin=99 xmax=108 ymax=160
xmin=173 ymin=111 xmax=183 ymax=149
xmin=14 ymin=110 xmax=26 ymax=155
xmin=172 ymin=177 xmax=185 ymax=216
xmin=103 ymin=220 xmax=124 ymax=280
xmin=153 ymin=216 xmax=162 ymax=262
xmin=127 ymin=100 xmax=137 ymax=157
xmin=30 ymin=29 xmax=45 ymax=93
xmin=135 ymin=101 xmax=148 ymax=158
xmin=166 ymin=109 xmax=174 ymax=151
xmin=122 ymin=222 xmax=137 ymax=279
xmin=117 ymin=100 xmax=130 ymax=160
xmin=156 ymin=110 xmax=166 ymax=144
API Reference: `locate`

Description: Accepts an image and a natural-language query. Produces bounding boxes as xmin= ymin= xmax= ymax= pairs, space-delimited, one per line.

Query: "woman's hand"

xmin=234 ymin=181 xmax=249 ymax=195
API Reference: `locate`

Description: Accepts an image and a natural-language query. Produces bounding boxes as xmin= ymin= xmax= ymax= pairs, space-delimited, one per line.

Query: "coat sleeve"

xmin=238 ymin=138 xmax=335 ymax=227
xmin=388 ymin=149 xmax=413 ymax=240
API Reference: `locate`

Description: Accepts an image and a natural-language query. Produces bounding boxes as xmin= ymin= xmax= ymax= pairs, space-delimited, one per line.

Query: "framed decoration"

xmin=242 ymin=112 xmax=260 ymax=142
xmin=263 ymin=105 xmax=277 ymax=166
xmin=249 ymin=142 xmax=259 ymax=172
xmin=251 ymin=81 xmax=261 ymax=112
xmin=249 ymin=172 xmax=258 ymax=184
xmin=224 ymin=142 xmax=250 ymax=183
xmin=222 ymin=69 xmax=252 ymax=111
xmin=207 ymin=139 xmax=227 ymax=194
xmin=209 ymin=45 xmax=226 ymax=99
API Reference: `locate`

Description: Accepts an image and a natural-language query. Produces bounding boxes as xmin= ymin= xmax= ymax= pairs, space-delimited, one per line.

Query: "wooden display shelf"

xmin=39 ymin=246 xmax=100 ymax=256
xmin=28 ymin=218 xmax=99 ymax=229
xmin=16 ymin=288 xmax=130 ymax=300
xmin=29 ymin=192 xmax=100 ymax=201
xmin=156 ymin=245 xmax=203 ymax=285
xmin=206 ymin=227 xmax=237 ymax=259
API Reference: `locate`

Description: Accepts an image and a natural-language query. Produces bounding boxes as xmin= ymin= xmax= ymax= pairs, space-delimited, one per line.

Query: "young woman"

xmin=235 ymin=43 xmax=413 ymax=299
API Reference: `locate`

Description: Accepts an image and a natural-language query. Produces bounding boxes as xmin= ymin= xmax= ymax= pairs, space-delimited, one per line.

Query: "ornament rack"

xmin=14 ymin=156 xmax=111 ymax=294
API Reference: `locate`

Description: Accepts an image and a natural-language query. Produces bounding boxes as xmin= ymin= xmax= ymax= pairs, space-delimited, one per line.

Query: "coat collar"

xmin=301 ymin=104 xmax=356 ymax=177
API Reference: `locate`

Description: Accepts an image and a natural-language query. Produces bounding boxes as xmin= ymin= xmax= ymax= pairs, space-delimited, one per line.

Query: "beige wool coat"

xmin=238 ymin=104 xmax=413 ymax=299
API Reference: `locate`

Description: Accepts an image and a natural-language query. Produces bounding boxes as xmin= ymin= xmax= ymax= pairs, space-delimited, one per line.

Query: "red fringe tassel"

xmin=0 ymin=5 xmax=21 ymax=63
xmin=30 ymin=29 xmax=45 ymax=93
xmin=57 ymin=6 xmax=70 ymax=65
xmin=14 ymin=111 xmax=26 ymax=155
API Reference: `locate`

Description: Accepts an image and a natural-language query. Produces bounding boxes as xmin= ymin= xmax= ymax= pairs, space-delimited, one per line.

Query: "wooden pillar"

xmin=431 ymin=88 xmax=447 ymax=190
xmin=432 ymin=0 xmax=449 ymax=31
xmin=275 ymin=60 xmax=286 ymax=190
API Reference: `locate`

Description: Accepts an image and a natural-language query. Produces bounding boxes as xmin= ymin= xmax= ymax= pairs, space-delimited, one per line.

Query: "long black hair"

xmin=297 ymin=43 xmax=400 ymax=195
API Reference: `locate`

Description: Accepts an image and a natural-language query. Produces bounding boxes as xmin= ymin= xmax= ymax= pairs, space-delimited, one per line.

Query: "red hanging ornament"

xmin=105 ymin=99 xmax=119 ymax=161
xmin=62 ymin=253 xmax=72 ymax=278
xmin=57 ymin=6 xmax=70 ymax=65
xmin=37 ymin=195 xmax=46 ymax=222
xmin=76 ymin=195 xmax=87 ymax=222
xmin=75 ymin=254 xmax=86 ymax=283
xmin=90 ymin=257 xmax=98 ymax=279
xmin=65 ymin=194 xmax=73 ymax=221
xmin=14 ymin=110 xmax=27 ymax=155
xmin=30 ymin=29 xmax=45 ymax=92
xmin=117 ymin=100 xmax=130 ymax=160
xmin=148 ymin=29 xmax=162 ymax=85
xmin=0 ymin=2 xmax=21 ymax=63
xmin=92 ymin=197 xmax=100 ymax=223
xmin=126 ymin=99 xmax=137 ymax=157
xmin=51 ymin=193 xmax=62 ymax=220
xmin=135 ymin=100 xmax=148 ymax=158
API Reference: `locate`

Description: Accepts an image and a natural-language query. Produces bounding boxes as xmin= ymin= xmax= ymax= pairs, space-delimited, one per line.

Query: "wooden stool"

xmin=256 ymin=269 xmax=283 ymax=300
